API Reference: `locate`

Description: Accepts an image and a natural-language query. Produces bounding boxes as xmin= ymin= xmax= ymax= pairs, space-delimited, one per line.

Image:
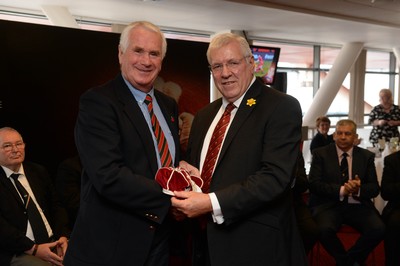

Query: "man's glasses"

xmin=209 ymin=56 xmax=249 ymax=74
xmin=1 ymin=142 xmax=25 ymax=152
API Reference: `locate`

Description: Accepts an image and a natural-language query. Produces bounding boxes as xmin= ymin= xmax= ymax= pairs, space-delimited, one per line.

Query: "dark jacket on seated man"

xmin=308 ymin=119 xmax=384 ymax=266
xmin=0 ymin=162 xmax=70 ymax=265
xmin=0 ymin=126 xmax=69 ymax=266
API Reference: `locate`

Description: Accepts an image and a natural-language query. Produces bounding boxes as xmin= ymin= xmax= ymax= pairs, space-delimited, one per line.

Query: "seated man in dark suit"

xmin=309 ymin=119 xmax=385 ymax=266
xmin=0 ymin=127 xmax=69 ymax=266
xmin=381 ymin=150 xmax=400 ymax=266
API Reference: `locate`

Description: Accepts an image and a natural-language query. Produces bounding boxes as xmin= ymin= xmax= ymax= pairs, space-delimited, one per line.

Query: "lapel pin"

xmin=246 ymin=98 xmax=256 ymax=107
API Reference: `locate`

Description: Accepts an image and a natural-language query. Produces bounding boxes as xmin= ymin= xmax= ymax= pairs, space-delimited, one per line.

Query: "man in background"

xmin=309 ymin=119 xmax=384 ymax=266
xmin=0 ymin=127 xmax=69 ymax=266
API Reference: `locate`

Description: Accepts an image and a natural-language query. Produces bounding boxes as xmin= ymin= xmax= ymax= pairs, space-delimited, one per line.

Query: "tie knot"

xmin=10 ymin=173 xmax=20 ymax=181
xmin=225 ymin=103 xmax=235 ymax=113
xmin=144 ymin=94 xmax=152 ymax=105
xmin=342 ymin=152 xmax=348 ymax=158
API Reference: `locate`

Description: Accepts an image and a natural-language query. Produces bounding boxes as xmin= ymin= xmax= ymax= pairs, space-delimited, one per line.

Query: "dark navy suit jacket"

xmin=64 ymin=74 xmax=180 ymax=266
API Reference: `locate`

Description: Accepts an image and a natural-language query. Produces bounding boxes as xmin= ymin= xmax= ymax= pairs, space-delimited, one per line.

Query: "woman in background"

xmin=310 ymin=116 xmax=334 ymax=154
xmin=369 ymin=88 xmax=400 ymax=145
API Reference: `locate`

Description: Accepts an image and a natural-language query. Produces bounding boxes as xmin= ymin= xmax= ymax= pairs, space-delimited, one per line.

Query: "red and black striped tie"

xmin=144 ymin=94 xmax=173 ymax=167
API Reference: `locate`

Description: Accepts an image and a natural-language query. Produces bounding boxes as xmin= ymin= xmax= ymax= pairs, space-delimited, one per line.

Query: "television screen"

xmin=251 ymin=46 xmax=280 ymax=85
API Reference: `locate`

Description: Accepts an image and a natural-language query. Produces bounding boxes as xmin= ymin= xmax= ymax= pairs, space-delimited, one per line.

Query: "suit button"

xmin=149 ymin=225 xmax=155 ymax=230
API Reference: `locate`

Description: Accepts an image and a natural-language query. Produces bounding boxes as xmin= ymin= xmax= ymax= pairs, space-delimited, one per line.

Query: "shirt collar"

xmin=122 ymin=75 xmax=155 ymax=104
xmin=335 ymin=145 xmax=354 ymax=158
xmin=222 ymin=76 xmax=256 ymax=108
xmin=2 ymin=165 xmax=25 ymax=179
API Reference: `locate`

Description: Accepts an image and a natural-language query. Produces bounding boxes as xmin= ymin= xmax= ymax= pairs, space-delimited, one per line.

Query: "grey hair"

xmin=206 ymin=32 xmax=252 ymax=64
xmin=119 ymin=21 xmax=167 ymax=59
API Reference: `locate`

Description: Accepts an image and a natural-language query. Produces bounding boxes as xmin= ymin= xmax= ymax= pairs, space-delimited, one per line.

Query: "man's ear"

xmin=333 ymin=132 xmax=337 ymax=141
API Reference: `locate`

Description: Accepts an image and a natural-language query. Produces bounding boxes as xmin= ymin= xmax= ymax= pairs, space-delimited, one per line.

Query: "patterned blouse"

xmin=368 ymin=104 xmax=400 ymax=144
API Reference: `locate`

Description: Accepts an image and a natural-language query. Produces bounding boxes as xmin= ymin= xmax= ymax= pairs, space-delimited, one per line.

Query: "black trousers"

xmin=313 ymin=203 xmax=385 ymax=265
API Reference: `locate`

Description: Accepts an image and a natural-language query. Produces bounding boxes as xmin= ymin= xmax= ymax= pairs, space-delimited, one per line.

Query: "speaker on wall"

xmin=271 ymin=72 xmax=287 ymax=94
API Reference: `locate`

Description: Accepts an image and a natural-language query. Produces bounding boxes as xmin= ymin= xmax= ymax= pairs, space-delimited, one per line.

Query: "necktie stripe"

xmin=144 ymin=94 xmax=173 ymax=167
xmin=201 ymin=103 xmax=235 ymax=192
xmin=10 ymin=173 xmax=49 ymax=244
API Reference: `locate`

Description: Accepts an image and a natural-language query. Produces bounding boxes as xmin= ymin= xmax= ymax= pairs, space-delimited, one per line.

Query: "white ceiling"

xmin=1 ymin=0 xmax=400 ymax=51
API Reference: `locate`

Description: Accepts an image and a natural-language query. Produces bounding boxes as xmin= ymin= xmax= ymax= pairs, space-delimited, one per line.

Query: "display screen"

xmin=251 ymin=46 xmax=280 ymax=85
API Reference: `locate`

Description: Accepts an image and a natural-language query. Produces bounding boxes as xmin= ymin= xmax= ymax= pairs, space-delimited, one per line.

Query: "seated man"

xmin=381 ymin=150 xmax=400 ymax=266
xmin=0 ymin=127 xmax=69 ymax=266
xmin=308 ymin=119 xmax=384 ymax=266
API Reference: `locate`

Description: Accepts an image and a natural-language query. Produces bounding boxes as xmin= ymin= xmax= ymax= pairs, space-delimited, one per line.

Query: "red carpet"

xmin=308 ymin=226 xmax=385 ymax=266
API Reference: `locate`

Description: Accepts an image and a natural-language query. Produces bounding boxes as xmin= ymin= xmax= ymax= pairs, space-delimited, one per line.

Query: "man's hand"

xmin=170 ymin=207 xmax=187 ymax=221
xmin=56 ymin=236 xmax=68 ymax=259
xmin=179 ymin=160 xmax=200 ymax=177
xmin=27 ymin=241 xmax=65 ymax=266
xmin=344 ymin=175 xmax=361 ymax=195
xmin=171 ymin=191 xmax=212 ymax=218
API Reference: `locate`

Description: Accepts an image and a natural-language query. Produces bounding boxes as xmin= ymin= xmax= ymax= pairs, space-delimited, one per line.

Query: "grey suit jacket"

xmin=186 ymin=79 xmax=308 ymax=266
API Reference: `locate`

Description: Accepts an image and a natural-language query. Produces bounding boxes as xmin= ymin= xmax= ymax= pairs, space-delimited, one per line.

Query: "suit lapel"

xmin=154 ymin=90 xmax=180 ymax=163
xmin=217 ymin=82 xmax=262 ymax=165
xmin=23 ymin=163 xmax=44 ymax=206
xmin=0 ymin=168 xmax=25 ymax=209
xmin=351 ymin=147 xmax=361 ymax=180
xmin=114 ymin=76 xmax=159 ymax=174
xmin=329 ymin=145 xmax=342 ymax=183
xmin=193 ymin=99 xmax=222 ymax=167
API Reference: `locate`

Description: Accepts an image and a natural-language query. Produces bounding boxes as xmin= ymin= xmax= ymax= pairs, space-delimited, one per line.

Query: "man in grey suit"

xmin=171 ymin=32 xmax=307 ymax=266
xmin=309 ymin=119 xmax=385 ymax=266
xmin=64 ymin=21 xmax=180 ymax=266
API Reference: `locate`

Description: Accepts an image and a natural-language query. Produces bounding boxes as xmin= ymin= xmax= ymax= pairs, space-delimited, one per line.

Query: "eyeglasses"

xmin=209 ymin=57 xmax=249 ymax=74
xmin=1 ymin=142 xmax=25 ymax=152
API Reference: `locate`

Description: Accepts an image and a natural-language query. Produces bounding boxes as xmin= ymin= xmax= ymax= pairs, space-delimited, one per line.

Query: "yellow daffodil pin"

xmin=246 ymin=98 xmax=256 ymax=107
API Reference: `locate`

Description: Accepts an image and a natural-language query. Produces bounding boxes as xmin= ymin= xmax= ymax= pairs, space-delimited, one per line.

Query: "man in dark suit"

xmin=171 ymin=32 xmax=307 ymax=266
xmin=0 ymin=127 xmax=69 ymax=266
xmin=64 ymin=21 xmax=180 ymax=266
xmin=309 ymin=119 xmax=385 ymax=266
xmin=381 ymin=150 xmax=400 ymax=266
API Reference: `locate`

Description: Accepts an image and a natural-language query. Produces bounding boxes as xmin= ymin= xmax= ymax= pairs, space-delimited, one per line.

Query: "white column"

xmin=41 ymin=5 xmax=80 ymax=28
xmin=349 ymin=49 xmax=366 ymax=125
xmin=303 ymin=42 xmax=364 ymax=127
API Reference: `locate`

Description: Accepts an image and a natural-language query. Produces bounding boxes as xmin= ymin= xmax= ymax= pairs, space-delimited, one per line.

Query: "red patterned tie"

xmin=201 ymin=103 xmax=235 ymax=192
xmin=144 ymin=94 xmax=173 ymax=167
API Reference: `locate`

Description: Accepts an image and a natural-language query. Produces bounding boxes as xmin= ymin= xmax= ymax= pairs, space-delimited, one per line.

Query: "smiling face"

xmin=118 ymin=26 xmax=163 ymax=93
xmin=318 ymin=121 xmax=331 ymax=136
xmin=209 ymin=40 xmax=254 ymax=103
